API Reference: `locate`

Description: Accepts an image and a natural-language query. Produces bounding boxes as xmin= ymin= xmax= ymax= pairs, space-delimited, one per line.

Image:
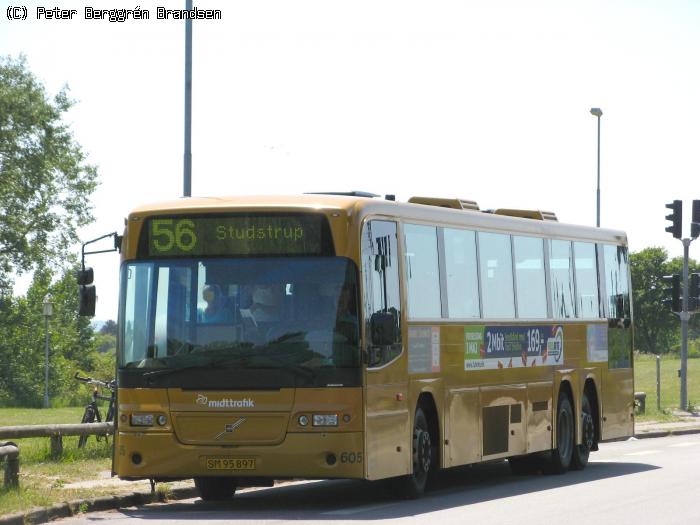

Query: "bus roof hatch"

xmin=407 ymin=197 xmax=480 ymax=211
xmin=492 ymin=209 xmax=558 ymax=221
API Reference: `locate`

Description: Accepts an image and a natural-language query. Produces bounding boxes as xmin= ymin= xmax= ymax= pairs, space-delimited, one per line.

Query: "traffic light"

xmin=689 ymin=273 xmax=700 ymax=312
xmin=665 ymin=200 xmax=682 ymax=239
xmin=662 ymin=274 xmax=681 ymax=313
xmin=691 ymin=200 xmax=700 ymax=239
xmin=76 ymin=267 xmax=96 ymax=317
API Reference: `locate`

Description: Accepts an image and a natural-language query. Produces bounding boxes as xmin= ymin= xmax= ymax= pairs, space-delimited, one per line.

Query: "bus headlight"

xmin=312 ymin=414 xmax=338 ymax=427
xmin=131 ymin=414 xmax=154 ymax=426
xmin=157 ymin=415 xmax=167 ymax=426
xmin=298 ymin=415 xmax=309 ymax=427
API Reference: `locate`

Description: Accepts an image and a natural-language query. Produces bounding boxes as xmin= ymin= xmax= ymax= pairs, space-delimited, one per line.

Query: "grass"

xmin=0 ymin=407 xmax=86 ymax=427
xmin=633 ymin=354 xmax=700 ymax=422
xmin=0 ymin=405 xmax=129 ymax=516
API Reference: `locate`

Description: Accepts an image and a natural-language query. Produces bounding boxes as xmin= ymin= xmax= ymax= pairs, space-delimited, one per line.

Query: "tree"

xmin=0 ymin=264 xmax=100 ymax=407
xmin=0 ymin=55 xmax=98 ymax=286
xmin=631 ymin=247 xmax=676 ymax=354
xmin=630 ymin=247 xmax=699 ymax=354
xmin=99 ymin=320 xmax=118 ymax=336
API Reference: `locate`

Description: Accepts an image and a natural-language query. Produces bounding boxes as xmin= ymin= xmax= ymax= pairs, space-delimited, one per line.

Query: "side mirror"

xmin=79 ymin=285 xmax=96 ymax=317
xmin=76 ymin=267 xmax=94 ymax=286
xmin=77 ymin=267 xmax=96 ymax=317
xmin=370 ymin=311 xmax=397 ymax=346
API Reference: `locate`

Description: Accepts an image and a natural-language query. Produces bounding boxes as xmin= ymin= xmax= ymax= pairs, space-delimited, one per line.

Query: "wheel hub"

xmin=582 ymin=412 xmax=595 ymax=450
xmin=414 ymin=429 xmax=431 ymax=474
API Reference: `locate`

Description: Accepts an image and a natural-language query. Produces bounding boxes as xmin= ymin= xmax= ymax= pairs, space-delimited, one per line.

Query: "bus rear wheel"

xmin=194 ymin=477 xmax=237 ymax=501
xmin=571 ymin=391 xmax=595 ymax=470
xmin=544 ymin=390 xmax=574 ymax=475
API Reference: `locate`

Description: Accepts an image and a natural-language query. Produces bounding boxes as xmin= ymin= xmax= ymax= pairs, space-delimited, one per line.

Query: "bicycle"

xmin=74 ymin=372 xmax=116 ymax=448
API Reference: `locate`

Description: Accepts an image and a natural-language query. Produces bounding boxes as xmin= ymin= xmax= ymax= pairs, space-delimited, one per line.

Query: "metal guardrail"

xmin=0 ymin=422 xmax=114 ymax=439
xmin=0 ymin=422 xmax=114 ymax=459
xmin=0 ymin=441 xmax=20 ymax=490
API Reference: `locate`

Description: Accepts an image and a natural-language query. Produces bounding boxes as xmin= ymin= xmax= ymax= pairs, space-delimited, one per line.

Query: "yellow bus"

xmin=111 ymin=193 xmax=634 ymax=500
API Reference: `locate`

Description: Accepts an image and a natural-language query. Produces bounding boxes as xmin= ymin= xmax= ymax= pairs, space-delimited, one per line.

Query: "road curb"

xmin=0 ymin=485 xmax=198 ymax=525
xmin=634 ymin=426 xmax=700 ymax=439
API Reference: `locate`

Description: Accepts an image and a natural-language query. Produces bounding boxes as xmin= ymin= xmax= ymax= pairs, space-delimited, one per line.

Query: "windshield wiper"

xmin=142 ymin=364 xmax=213 ymax=379
xmin=141 ymin=352 xmax=254 ymax=379
xmin=139 ymin=349 xmax=315 ymax=382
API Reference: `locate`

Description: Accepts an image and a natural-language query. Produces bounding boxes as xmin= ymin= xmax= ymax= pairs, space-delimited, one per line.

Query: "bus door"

xmin=361 ymin=220 xmax=411 ymax=480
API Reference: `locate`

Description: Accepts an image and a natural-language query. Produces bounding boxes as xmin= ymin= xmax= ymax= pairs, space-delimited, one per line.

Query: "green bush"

xmin=667 ymin=338 xmax=700 ymax=359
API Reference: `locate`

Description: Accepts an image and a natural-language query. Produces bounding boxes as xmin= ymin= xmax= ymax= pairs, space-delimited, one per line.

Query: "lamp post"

xmin=43 ymin=295 xmax=53 ymax=409
xmin=183 ymin=0 xmax=193 ymax=197
xmin=590 ymin=107 xmax=603 ymax=227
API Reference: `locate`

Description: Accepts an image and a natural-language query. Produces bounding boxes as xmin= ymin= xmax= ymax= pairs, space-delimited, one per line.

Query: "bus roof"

xmin=128 ymin=194 xmax=628 ymax=246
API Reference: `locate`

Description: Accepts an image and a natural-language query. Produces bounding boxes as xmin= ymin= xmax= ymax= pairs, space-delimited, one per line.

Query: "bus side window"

xmin=602 ymin=244 xmax=632 ymax=369
xmin=361 ymin=220 xmax=402 ymax=367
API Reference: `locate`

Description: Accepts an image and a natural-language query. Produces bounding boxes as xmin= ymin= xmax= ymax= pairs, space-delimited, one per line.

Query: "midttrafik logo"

xmin=195 ymin=393 xmax=255 ymax=408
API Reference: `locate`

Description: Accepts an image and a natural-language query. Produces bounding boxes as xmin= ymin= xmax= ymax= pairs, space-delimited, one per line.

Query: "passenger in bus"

xmin=250 ymin=284 xmax=284 ymax=323
xmin=198 ymin=284 xmax=232 ymax=324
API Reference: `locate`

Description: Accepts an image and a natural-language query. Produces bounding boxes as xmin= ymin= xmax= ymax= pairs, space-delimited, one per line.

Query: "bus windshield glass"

xmin=119 ymin=257 xmax=360 ymax=388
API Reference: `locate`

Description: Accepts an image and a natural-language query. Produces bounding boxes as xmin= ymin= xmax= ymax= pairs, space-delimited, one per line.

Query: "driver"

xmin=250 ymin=284 xmax=283 ymax=323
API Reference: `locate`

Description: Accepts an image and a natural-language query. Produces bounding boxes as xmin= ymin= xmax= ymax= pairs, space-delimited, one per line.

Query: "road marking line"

xmin=668 ymin=442 xmax=699 ymax=448
xmin=592 ymin=459 xmax=622 ymax=463
xmin=323 ymin=502 xmax=395 ymax=515
xmin=624 ymin=450 xmax=660 ymax=456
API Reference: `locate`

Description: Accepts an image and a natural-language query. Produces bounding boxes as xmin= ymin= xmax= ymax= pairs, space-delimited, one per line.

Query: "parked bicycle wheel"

xmin=78 ymin=404 xmax=96 ymax=448
xmin=93 ymin=404 xmax=105 ymax=442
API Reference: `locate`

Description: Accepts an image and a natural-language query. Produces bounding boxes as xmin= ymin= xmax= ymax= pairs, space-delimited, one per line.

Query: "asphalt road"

xmin=57 ymin=434 xmax=700 ymax=525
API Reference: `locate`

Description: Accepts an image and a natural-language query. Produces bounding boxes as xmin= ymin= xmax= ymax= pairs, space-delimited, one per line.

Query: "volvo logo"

xmin=214 ymin=418 xmax=247 ymax=440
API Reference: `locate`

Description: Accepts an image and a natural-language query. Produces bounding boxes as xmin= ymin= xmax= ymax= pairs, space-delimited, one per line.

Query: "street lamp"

xmin=590 ymin=107 xmax=603 ymax=227
xmin=43 ymin=295 xmax=53 ymax=409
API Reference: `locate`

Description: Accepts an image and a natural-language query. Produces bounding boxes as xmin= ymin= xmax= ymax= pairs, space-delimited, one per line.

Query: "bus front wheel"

xmin=392 ymin=406 xmax=433 ymax=499
xmin=194 ymin=477 xmax=237 ymax=501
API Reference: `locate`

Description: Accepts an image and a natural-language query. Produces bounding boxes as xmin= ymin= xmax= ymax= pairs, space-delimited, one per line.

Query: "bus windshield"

xmin=119 ymin=257 xmax=360 ymax=388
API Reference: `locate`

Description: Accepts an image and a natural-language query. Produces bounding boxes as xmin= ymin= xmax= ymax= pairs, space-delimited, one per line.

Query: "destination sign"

xmin=142 ymin=214 xmax=330 ymax=257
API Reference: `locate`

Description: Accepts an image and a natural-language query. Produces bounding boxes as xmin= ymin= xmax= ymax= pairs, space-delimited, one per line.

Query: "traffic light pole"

xmin=680 ymin=238 xmax=691 ymax=411
xmin=664 ymin=199 xmax=700 ymax=412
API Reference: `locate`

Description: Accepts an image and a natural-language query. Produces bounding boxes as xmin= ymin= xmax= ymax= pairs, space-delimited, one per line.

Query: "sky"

xmin=2 ymin=0 xmax=700 ymax=320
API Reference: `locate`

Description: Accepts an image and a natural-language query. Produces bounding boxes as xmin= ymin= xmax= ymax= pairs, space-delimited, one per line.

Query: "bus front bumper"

xmin=115 ymin=431 xmax=365 ymax=480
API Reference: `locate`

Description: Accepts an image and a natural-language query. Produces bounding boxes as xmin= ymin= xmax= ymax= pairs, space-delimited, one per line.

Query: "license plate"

xmin=206 ymin=457 xmax=256 ymax=470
